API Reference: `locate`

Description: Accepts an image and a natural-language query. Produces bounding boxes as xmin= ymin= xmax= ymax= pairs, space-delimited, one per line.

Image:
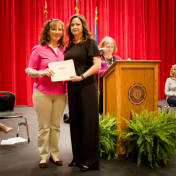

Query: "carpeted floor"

xmin=0 ymin=99 xmax=176 ymax=176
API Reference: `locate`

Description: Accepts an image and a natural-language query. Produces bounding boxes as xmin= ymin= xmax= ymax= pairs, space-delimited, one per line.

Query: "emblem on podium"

xmin=128 ymin=83 xmax=147 ymax=105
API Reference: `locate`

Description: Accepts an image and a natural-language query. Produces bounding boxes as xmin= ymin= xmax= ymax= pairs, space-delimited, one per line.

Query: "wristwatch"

xmin=80 ymin=74 xmax=85 ymax=80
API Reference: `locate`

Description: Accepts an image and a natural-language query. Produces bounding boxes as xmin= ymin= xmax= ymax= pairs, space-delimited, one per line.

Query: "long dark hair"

xmin=66 ymin=14 xmax=92 ymax=48
xmin=39 ymin=19 xmax=65 ymax=47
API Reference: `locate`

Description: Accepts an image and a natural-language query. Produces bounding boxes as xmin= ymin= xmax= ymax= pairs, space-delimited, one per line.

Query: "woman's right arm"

xmin=26 ymin=46 xmax=54 ymax=78
xmin=27 ymin=68 xmax=54 ymax=78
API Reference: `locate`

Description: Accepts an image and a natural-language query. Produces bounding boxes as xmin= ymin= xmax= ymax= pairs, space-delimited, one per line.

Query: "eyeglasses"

xmin=105 ymin=46 xmax=114 ymax=49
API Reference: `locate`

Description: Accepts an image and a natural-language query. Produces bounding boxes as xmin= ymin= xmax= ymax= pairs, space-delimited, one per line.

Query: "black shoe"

xmin=68 ymin=161 xmax=78 ymax=167
xmin=63 ymin=113 xmax=70 ymax=123
xmin=80 ymin=166 xmax=90 ymax=172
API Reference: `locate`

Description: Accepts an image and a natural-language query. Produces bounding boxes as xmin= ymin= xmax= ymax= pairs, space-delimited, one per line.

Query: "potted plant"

xmin=99 ymin=113 xmax=122 ymax=160
xmin=121 ymin=107 xmax=176 ymax=168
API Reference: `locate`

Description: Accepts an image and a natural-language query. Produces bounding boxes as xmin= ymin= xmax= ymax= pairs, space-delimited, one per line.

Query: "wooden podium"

xmin=100 ymin=60 xmax=161 ymax=154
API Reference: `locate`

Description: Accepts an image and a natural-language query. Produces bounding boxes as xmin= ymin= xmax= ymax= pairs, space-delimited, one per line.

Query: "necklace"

xmin=103 ymin=55 xmax=114 ymax=66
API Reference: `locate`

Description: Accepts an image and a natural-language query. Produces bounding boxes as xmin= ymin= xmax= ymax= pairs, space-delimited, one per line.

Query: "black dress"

xmin=64 ymin=39 xmax=100 ymax=169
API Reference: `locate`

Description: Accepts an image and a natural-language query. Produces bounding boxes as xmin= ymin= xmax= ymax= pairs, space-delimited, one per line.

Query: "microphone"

xmin=99 ymin=48 xmax=105 ymax=52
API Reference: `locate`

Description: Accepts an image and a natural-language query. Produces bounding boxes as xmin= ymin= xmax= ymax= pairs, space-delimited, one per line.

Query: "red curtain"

xmin=0 ymin=0 xmax=176 ymax=106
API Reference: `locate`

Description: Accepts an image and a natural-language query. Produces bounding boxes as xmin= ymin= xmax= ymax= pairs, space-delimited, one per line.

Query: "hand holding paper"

xmin=48 ymin=60 xmax=76 ymax=81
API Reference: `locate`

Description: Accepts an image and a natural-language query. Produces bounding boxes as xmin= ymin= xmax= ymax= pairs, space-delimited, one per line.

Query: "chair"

xmin=0 ymin=91 xmax=30 ymax=143
xmin=158 ymin=104 xmax=172 ymax=113
xmin=63 ymin=113 xmax=69 ymax=123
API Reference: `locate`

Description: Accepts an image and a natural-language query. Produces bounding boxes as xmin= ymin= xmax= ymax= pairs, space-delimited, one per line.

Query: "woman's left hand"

xmin=70 ymin=75 xmax=82 ymax=82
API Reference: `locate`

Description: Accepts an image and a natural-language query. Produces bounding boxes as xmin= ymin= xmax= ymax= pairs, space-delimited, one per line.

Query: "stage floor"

xmin=0 ymin=99 xmax=176 ymax=176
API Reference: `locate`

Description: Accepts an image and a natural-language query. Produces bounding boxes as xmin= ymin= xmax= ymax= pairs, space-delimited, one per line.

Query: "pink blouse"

xmin=95 ymin=54 xmax=122 ymax=91
xmin=28 ymin=44 xmax=66 ymax=94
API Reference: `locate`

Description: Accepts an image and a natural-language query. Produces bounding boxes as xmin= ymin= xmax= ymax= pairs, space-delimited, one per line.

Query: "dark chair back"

xmin=0 ymin=91 xmax=15 ymax=115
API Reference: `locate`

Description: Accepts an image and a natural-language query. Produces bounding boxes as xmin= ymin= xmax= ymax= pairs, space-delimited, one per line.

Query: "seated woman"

xmin=95 ymin=37 xmax=122 ymax=114
xmin=0 ymin=123 xmax=12 ymax=133
xmin=165 ymin=64 xmax=176 ymax=106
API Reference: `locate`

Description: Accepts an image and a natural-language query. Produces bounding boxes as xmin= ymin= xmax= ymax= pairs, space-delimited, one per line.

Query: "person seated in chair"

xmin=0 ymin=123 xmax=12 ymax=133
xmin=165 ymin=64 xmax=176 ymax=106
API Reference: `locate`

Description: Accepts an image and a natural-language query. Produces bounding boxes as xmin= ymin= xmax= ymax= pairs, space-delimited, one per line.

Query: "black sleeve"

xmin=87 ymin=39 xmax=100 ymax=57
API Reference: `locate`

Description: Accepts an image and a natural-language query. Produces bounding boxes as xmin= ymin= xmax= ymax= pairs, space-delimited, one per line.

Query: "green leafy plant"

xmin=99 ymin=113 xmax=122 ymax=160
xmin=121 ymin=107 xmax=176 ymax=168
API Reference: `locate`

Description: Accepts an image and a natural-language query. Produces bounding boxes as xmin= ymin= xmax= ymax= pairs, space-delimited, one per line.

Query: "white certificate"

xmin=48 ymin=60 xmax=76 ymax=82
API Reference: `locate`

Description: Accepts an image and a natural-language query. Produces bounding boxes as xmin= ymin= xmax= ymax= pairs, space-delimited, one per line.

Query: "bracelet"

xmin=39 ymin=71 xmax=42 ymax=77
xmin=80 ymin=74 xmax=85 ymax=80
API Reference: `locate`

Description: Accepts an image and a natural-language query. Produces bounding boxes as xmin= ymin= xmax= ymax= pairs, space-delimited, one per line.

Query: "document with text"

xmin=48 ymin=60 xmax=76 ymax=82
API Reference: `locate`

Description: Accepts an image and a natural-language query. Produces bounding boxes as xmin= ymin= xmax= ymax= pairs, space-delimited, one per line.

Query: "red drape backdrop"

xmin=0 ymin=0 xmax=176 ymax=106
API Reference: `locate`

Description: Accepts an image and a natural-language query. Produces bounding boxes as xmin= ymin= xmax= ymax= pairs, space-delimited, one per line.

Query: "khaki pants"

xmin=33 ymin=89 xmax=66 ymax=159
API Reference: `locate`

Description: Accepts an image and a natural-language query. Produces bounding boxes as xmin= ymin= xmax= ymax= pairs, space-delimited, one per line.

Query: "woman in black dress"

xmin=64 ymin=14 xmax=101 ymax=172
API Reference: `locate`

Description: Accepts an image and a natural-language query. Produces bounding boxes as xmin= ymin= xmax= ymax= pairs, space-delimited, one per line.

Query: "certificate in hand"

xmin=48 ymin=60 xmax=76 ymax=82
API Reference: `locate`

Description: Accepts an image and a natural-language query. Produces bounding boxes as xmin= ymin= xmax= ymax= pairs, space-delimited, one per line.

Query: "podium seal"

xmin=128 ymin=83 xmax=147 ymax=105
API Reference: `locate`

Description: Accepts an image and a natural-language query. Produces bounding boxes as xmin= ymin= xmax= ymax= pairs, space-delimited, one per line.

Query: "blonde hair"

xmin=98 ymin=37 xmax=117 ymax=52
xmin=170 ymin=64 xmax=176 ymax=77
xmin=39 ymin=19 xmax=65 ymax=47
xmin=66 ymin=14 xmax=92 ymax=48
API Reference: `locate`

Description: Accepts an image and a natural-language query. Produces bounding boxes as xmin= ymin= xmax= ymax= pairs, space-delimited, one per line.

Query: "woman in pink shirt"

xmin=26 ymin=19 xmax=66 ymax=168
